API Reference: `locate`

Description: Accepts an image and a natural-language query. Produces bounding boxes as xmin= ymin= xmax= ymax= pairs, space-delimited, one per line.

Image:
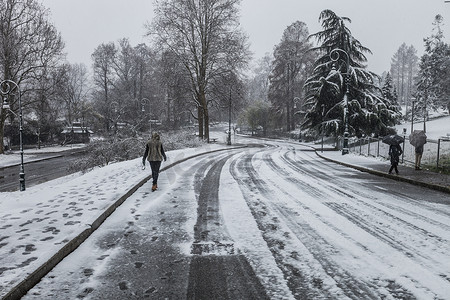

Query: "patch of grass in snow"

xmin=425 ymin=155 xmax=450 ymax=175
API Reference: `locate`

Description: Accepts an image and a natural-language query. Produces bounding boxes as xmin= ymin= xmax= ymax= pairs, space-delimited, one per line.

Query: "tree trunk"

xmin=166 ymin=93 xmax=171 ymax=128
xmin=0 ymin=114 xmax=5 ymax=154
xmin=204 ymin=107 xmax=209 ymax=142
xmin=198 ymin=89 xmax=209 ymax=141
xmin=197 ymin=106 xmax=203 ymax=139
xmin=286 ymin=101 xmax=291 ymax=132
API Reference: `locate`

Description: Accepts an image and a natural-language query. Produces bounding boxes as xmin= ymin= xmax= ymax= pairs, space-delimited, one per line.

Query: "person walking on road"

xmin=142 ymin=132 xmax=167 ymax=191
xmin=388 ymin=144 xmax=403 ymax=175
xmin=415 ymin=144 xmax=424 ymax=170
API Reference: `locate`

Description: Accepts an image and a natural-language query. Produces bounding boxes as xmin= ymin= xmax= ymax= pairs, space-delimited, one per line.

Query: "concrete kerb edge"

xmin=2 ymin=145 xmax=248 ymax=300
xmin=315 ymin=150 xmax=450 ymax=195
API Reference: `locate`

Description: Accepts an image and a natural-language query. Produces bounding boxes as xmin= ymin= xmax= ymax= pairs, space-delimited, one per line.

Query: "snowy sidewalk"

xmin=0 ymin=143 xmax=237 ymax=300
xmin=316 ymin=149 xmax=450 ymax=194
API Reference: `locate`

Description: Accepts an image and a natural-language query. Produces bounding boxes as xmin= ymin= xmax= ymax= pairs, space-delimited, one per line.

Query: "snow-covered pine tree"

xmin=416 ymin=15 xmax=450 ymax=116
xmin=381 ymin=72 xmax=402 ymax=128
xmin=303 ymin=9 xmax=399 ymax=138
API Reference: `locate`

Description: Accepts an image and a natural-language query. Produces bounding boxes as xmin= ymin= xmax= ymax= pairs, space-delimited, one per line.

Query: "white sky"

xmin=40 ymin=0 xmax=450 ymax=75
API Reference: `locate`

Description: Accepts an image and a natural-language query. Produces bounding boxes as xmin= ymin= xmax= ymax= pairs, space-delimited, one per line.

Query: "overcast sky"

xmin=40 ymin=0 xmax=450 ymax=75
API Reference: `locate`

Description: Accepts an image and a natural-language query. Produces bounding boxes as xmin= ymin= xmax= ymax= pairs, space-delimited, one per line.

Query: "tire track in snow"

xmin=287 ymin=149 xmax=450 ymax=219
xmin=279 ymin=149 xmax=449 ymax=240
xmin=258 ymin=146 xmax=449 ymax=298
xmin=187 ymin=150 xmax=270 ymax=299
xmin=230 ymin=152 xmax=329 ymax=299
xmin=279 ymin=149 xmax=450 ymax=266
xmin=230 ymin=148 xmax=380 ymax=299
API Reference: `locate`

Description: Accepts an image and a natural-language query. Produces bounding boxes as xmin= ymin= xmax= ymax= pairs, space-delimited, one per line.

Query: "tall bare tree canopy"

xmin=148 ymin=0 xmax=250 ymax=140
xmin=390 ymin=43 xmax=418 ymax=113
xmin=0 ymin=0 xmax=64 ymax=153
xmin=268 ymin=21 xmax=315 ymax=132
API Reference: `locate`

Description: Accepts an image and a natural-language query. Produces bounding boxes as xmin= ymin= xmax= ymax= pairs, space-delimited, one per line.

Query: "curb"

xmin=315 ymin=150 xmax=450 ymax=195
xmin=2 ymin=145 xmax=247 ymax=300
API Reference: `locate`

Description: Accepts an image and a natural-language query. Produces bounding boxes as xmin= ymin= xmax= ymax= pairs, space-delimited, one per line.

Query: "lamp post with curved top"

xmin=140 ymin=97 xmax=151 ymax=132
xmin=140 ymin=97 xmax=150 ymax=113
xmin=1 ymin=79 xmax=25 ymax=191
xmin=330 ymin=48 xmax=350 ymax=155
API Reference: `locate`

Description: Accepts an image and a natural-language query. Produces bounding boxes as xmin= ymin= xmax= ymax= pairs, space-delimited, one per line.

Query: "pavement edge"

xmin=315 ymin=150 xmax=450 ymax=194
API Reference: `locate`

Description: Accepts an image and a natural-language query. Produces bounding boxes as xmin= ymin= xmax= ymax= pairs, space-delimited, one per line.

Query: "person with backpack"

xmin=142 ymin=132 xmax=167 ymax=191
xmin=388 ymin=144 xmax=403 ymax=175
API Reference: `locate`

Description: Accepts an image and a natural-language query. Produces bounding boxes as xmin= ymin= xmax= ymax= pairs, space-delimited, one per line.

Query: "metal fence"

xmin=338 ymin=136 xmax=450 ymax=170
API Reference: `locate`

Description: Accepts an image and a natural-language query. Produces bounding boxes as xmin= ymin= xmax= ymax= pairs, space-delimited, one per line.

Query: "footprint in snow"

xmin=118 ymin=281 xmax=129 ymax=290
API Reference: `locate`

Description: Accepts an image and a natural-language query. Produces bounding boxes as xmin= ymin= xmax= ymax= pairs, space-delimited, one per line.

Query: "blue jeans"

xmin=150 ymin=161 xmax=162 ymax=185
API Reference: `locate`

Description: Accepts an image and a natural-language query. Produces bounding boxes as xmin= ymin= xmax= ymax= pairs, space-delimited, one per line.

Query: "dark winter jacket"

xmin=389 ymin=144 xmax=402 ymax=164
xmin=142 ymin=133 xmax=167 ymax=163
xmin=415 ymin=145 xmax=424 ymax=155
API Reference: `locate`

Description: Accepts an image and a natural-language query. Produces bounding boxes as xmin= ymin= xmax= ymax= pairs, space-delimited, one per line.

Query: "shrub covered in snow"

xmin=69 ymin=130 xmax=204 ymax=173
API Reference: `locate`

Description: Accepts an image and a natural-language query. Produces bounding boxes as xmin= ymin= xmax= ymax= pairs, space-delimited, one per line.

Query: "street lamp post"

xmin=411 ymin=97 xmax=415 ymax=134
xmin=110 ymin=102 xmax=119 ymax=135
xmin=321 ymin=104 xmax=325 ymax=153
xmin=293 ymin=97 xmax=301 ymax=142
xmin=423 ymin=96 xmax=427 ymax=133
xmin=140 ymin=97 xmax=151 ymax=132
xmin=141 ymin=98 xmax=150 ymax=113
xmin=330 ymin=48 xmax=350 ymax=155
xmin=1 ymin=80 xmax=25 ymax=191
xmin=227 ymin=86 xmax=232 ymax=145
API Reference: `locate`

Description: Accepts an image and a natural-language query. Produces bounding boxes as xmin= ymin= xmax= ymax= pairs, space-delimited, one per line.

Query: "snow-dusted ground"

xmin=0 ymin=143 xmax=226 ymax=298
xmin=0 ymin=118 xmax=449 ymax=299
xmin=403 ymin=115 xmax=450 ymax=141
xmin=14 ymin=135 xmax=450 ymax=300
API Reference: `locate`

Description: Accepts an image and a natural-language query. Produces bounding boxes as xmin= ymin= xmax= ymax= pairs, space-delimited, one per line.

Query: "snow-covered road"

xmin=11 ymin=137 xmax=450 ymax=299
xmin=226 ymin=140 xmax=449 ymax=299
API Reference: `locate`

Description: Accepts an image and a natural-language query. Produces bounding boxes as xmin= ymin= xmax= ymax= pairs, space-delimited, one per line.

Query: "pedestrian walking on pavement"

xmin=142 ymin=132 xmax=167 ymax=191
xmin=409 ymin=130 xmax=427 ymax=170
xmin=388 ymin=144 xmax=402 ymax=175
xmin=415 ymin=144 xmax=424 ymax=170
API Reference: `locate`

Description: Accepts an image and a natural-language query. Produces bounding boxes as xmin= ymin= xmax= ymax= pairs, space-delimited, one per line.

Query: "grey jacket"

xmin=142 ymin=133 xmax=167 ymax=163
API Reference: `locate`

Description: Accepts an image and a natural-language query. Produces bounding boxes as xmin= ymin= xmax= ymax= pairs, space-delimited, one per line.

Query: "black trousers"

xmin=150 ymin=161 xmax=162 ymax=185
xmin=389 ymin=163 xmax=399 ymax=174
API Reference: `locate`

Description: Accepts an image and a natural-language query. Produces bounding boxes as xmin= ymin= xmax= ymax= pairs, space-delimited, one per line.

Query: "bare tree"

xmin=91 ymin=42 xmax=117 ymax=132
xmin=269 ymin=21 xmax=315 ymax=131
xmin=390 ymin=43 xmax=418 ymax=116
xmin=247 ymin=53 xmax=272 ymax=103
xmin=58 ymin=63 xmax=90 ymax=124
xmin=156 ymin=50 xmax=192 ymax=128
xmin=0 ymin=0 xmax=64 ymax=153
xmin=113 ymin=39 xmax=136 ymax=101
xmin=148 ymin=0 xmax=250 ymax=141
